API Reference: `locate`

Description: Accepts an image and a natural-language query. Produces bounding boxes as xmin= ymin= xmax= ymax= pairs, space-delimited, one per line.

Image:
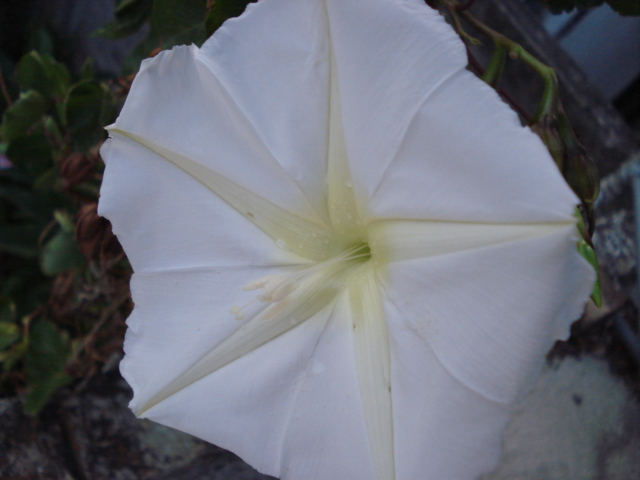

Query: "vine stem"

xmin=465 ymin=46 xmax=530 ymax=121
xmin=454 ymin=4 xmax=559 ymax=124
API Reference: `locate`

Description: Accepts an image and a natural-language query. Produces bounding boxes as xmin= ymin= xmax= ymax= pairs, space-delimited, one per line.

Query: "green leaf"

xmin=64 ymin=81 xmax=105 ymax=134
xmin=24 ymin=320 xmax=72 ymax=415
xmin=6 ymin=133 xmax=53 ymax=178
xmin=53 ymin=210 xmax=76 ymax=234
xmin=0 ymin=322 xmax=20 ymax=350
xmin=80 ymin=58 xmax=95 ymax=82
xmin=40 ymin=227 xmax=85 ymax=276
xmin=153 ymin=0 xmax=206 ymax=36
xmin=0 ymin=336 xmax=28 ymax=373
xmin=0 ymin=184 xmax=53 ymax=221
xmin=95 ymin=0 xmax=154 ymax=39
xmin=0 ymin=91 xmax=48 ymax=143
xmin=205 ymin=0 xmax=257 ymax=37
xmin=0 ymin=297 xmax=16 ymax=323
xmin=32 ymin=167 xmax=63 ymax=193
xmin=16 ymin=52 xmax=70 ymax=100
xmin=577 ymin=239 xmax=602 ymax=307
xmin=64 ymin=81 xmax=113 ymax=150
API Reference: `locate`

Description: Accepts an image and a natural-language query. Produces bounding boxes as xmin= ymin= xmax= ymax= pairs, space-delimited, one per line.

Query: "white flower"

xmin=98 ymin=0 xmax=595 ymax=479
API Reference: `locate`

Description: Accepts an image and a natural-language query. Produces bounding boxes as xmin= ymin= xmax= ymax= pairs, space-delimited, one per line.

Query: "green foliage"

xmin=205 ymin=0 xmax=258 ymax=37
xmin=6 ymin=134 xmax=53 ymax=178
xmin=40 ymin=212 xmax=85 ymax=276
xmin=0 ymin=0 xmax=250 ymax=414
xmin=0 ymin=49 xmax=119 ymax=413
xmin=541 ymin=0 xmax=640 ymax=15
xmin=24 ymin=320 xmax=72 ymax=415
xmin=0 ymin=299 xmax=19 ymax=350
xmin=94 ymin=0 xmax=154 ymax=39
xmin=153 ymin=0 xmax=206 ymax=36
xmin=0 ymin=91 xmax=48 ymax=143
xmin=64 ymin=81 xmax=114 ymax=148
xmin=16 ymin=52 xmax=70 ymax=100
xmin=0 ymin=0 xmax=245 ymax=413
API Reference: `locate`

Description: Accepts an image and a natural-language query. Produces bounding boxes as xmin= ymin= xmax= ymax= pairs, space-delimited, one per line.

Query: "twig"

xmin=455 ymin=0 xmax=476 ymax=11
xmin=0 ymin=68 xmax=12 ymax=108
xmin=71 ymin=289 xmax=131 ymax=364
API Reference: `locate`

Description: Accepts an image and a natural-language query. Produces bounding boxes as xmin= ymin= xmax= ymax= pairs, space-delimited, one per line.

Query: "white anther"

xmin=229 ymin=306 xmax=245 ymax=321
xmin=257 ymin=277 xmax=298 ymax=303
xmin=242 ymin=275 xmax=279 ymax=292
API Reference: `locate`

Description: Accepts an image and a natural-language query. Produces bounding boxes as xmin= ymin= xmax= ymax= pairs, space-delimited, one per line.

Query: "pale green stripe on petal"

xmin=137 ymin=262 xmax=350 ymax=416
xmin=347 ymin=263 xmax=394 ymax=480
xmin=368 ymin=219 xmax=573 ymax=264
xmin=326 ymin=54 xmax=366 ymax=242
xmin=107 ymin=128 xmax=346 ymax=261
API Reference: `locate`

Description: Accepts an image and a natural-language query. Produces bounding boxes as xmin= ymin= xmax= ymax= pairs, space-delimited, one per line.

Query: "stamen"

xmin=231 ymin=241 xmax=371 ymax=321
xmin=257 ymin=277 xmax=298 ymax=303
xmin=243 ymin=275 xmax=279 ymax=292
xmin=229 ymin=306 xmax=245 ymax=321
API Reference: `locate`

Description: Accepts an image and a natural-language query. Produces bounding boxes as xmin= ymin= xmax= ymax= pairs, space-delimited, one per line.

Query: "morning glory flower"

xmin=98 ymin=0 xmax=595 ymax=479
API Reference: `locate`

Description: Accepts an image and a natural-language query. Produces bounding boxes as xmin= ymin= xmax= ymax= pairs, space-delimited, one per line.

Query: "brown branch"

xmin=0 ymin=68 xmax=12 ymax=108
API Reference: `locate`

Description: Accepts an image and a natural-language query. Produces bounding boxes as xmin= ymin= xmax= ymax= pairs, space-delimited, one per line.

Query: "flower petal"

xmin=200 ymin=0 xmax=331 ymax=221
xmin=324 ymin=0 xmax=466 ymax=209
xmin=384 ymin=297 xmax=510 ymax=480
xmin=347 ymin=263 xmax=394 ymax=480
xmin=111 ymin=41 xmax=327 ymax=225
xmin=134 ymin=260 xmax=353 ymax=415
xmin=139 ymin=303 xmax=337 ymax=478
xmin=367 ymin=69 xmax=578 ymax=223
xmin=139 ymin=292 xmax=378 ymax=480
xmin=99 ymin=134 xmax=294 ymax=272
xmin=121 ymin=265 xmax=287 ymax=415
xmin=377 ymin=225 xmax=594 ymax=405
xmin=107 ymin=129 xmax=345 ymax=262
xmin=326 ymin=52 xmax=366 ymax=240
xmin=368 ymin=218 xmax=571 ymax=263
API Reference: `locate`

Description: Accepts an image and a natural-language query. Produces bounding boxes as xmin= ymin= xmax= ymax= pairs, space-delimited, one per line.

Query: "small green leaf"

xmin=0 ymin=91 xmax=48 ymax=143
xmin=80 ymin=57 xmax=95 ymax=82
xmin=0 ymin=297 xmax=16 ymax=323
xmin=40 ymin=228 xmax=85 ymax=276
xmin=577 ymin=239 xmax=602 ymax=307
xmin=95 ymin=0 xmax=154 ymax=39
xmin=64 ymin=81 xmax=105 ymax=133
xmin=16 ymin=52 xmax=70 ymax=100
xmin=0 ymin=322 xmax=20 ymax=350
xmin=6 ymin=133 xmax=53 ymax=178
xmin=0 ymin=336 xmax=28 ymax=372
xmin=24 ymin=320 xmax=72 ymax=415
xmin=63 ymin=81 xmax=113 ymax=149
xmin=153 ymin=0 xmax=206 ymax=36
xmin=53 ymin=210 xmax=76 ymax=234
xmin=205 ymin=0 xmax=257 ymax=37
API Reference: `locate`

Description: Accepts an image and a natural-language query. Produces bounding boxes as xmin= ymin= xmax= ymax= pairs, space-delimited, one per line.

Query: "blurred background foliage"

xmin=0 ymin=0 xmax=255 ymax=415
xmin=0 ymin=0 xmax=635 ymax=414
